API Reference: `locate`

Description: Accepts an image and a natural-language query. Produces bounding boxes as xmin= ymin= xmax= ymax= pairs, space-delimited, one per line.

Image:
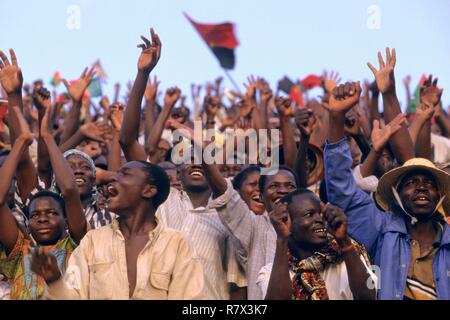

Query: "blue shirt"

xmin=324 ymin=137 xmax=450 ymax=300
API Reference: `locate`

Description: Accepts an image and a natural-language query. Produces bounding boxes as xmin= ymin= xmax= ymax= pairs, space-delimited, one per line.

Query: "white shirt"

xmin=156 ymin=186 xmax=246 ymax=300
xmin=431 ymin=133 xmax=450 ymax=164
xmin=257 ymin=256 xmax=378 ymax=300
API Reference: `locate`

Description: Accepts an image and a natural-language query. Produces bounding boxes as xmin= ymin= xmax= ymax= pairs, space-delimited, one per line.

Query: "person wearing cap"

xmin=325 ymin=79 xmax=450 ymax=300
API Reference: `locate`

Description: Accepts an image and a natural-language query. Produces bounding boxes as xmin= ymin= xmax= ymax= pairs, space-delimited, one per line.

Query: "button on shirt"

xmin=404 ymin=223 xmax=443 ymax=300
xmin=46 ymin=219 xmax=204 ymax=300
xmin=156 ymin=186 xmax=247 ymax=300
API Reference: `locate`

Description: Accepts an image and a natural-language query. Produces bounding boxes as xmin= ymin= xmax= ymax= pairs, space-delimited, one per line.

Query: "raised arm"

xmin=367 ymin=48 xmax=414 ymax=164
xmin=325 ymin=82 xmax=384 ymax=252
xmin=414 ymin=75 xmax=442 ymax=159
xmin=59 ymin=121 xmax=106 ymax=153
xmin=60 ymin=67 xmax=96 ymax=144
xmin=40 ymin=105 xmax=87 ymax=243
xmin=0 ymin=49 xmax=38 ymax=201
xmin=264 ymin=202 xmax=292 ymax=300
xmin=323 ymin=204 xmax=376 ymax=300
xmin=275 ymin=96 xmax=296 ymax=169
xmin=0 ymin=107 xmax=33 ymax=253
xmin=294 ymin=107 xmax=314 ymax=188
xmin=144 ymin=76 xmax=159 ymax=144
xmin=360 ymin=114 xmax=406 ymax=178
xmin=120 ymin=28 xmax=161 ymax=162
xmin=146 ymin=87 xmax=180 ymax=163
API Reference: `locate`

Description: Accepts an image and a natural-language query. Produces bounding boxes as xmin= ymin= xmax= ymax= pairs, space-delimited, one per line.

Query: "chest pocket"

xmin=89 ymin=261 xmax=114 ymax=300
xmin=150 ymin=272 xmax=170 ymax=299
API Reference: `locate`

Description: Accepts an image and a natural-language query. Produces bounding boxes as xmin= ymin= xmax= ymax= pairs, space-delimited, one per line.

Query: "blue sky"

xmin=1 ymin=0 xmax=449 ymax=110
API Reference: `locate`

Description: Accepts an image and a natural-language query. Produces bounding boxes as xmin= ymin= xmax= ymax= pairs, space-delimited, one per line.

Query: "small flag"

xmin=278 ymin=74 xmax=321 ymax=107
xmin=88 ymin=77 xmax=102 ymax=98
xmin=92 ymin=60 xmax=107 ymax=82
xmin=407 ymin=75 xmax=427 ymax=115
xmin=184 ymin=13 xmax=239 ymax=70
xmin=50 ymin=72 xmax=62 ymax=87
xmin=301 ymin=74 xmax=322 ymax=91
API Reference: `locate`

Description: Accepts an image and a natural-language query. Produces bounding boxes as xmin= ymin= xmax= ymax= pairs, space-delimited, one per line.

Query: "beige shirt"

xmin=156 ymin=185 xmax=247 ymax=300
xmin=45 ymin=219 xmax=204 ymax=300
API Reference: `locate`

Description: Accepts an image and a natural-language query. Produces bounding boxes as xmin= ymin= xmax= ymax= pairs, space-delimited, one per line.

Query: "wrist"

xmin=337 ymin=237 xmax=352 ymax=249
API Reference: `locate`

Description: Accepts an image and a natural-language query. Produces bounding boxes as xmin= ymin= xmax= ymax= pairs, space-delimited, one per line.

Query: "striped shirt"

xmin=156 ymin=185 xmax=246 ymax=300
xmin=215 ymin=180 xmax=277 ymax=300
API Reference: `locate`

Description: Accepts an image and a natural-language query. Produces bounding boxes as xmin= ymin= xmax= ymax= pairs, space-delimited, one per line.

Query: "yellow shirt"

xmin=45 ymin=219 xmax=204 ymax=300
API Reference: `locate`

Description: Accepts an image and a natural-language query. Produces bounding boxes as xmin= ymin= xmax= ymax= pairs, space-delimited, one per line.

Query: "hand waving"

xmin=137 ymin=28 xmax=162 ymax=74
xmin=0 ymin=49 xmax=23 ymax=94
xmin=367 ymin=48 xmax=396 ymax=94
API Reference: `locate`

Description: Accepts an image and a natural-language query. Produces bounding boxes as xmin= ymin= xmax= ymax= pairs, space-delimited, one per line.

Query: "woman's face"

xmin=238 ymin=171 xmax=265 ymax=215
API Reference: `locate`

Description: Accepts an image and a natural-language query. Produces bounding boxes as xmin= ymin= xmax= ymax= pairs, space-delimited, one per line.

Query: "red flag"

xmin=301 ymin=74 xmax=322 ymax=90
xmin=184 ymin=13 xmax=239 ymax=69
xmin=0 ymin=100 xmax=8 ymax=132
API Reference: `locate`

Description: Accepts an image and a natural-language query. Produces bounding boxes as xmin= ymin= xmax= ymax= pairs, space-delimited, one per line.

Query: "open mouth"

xmin=107 ymin=184 xmax=119 ymax=198
xmin=189 ymin=168 xmax=204 ymax=178
xmin=75 ymin=177 xmax=86 ymax=186
xmin=251 ymin=194 xmax=263 ymax=204
xmin=37 ymin=228 xmax=52 ymax=235
xmin=313 ymin=227 xmax=327 ymax=235
xmin=413 ymin=194 xmax=430 ymax=204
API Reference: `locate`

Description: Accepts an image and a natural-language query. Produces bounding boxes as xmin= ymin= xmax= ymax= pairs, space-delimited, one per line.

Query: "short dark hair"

xmin=282 ymin=188 xmax=316 ymax=205
xmin=259 ymin=165 xmax=299 ymax=193
xmin=27 ymin=190 xmax=67 ymax=218
xmin=136 ymin=161 xmax=170 ymax=208
xmin=232 ymin=165 xmax=261 ymax=190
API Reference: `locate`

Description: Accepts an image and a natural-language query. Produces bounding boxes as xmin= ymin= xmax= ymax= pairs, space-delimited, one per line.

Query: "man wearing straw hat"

xmin=324 ymin=74 xmax=450 ymax=300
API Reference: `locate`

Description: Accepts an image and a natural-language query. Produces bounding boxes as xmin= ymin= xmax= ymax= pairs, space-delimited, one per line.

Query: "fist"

xmin=328 ymin=82 xmax=361 ymax=113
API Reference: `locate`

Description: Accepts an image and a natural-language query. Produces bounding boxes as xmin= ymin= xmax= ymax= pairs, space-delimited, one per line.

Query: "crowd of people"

xmin=0 ymin=27 xmax=449 ymax=300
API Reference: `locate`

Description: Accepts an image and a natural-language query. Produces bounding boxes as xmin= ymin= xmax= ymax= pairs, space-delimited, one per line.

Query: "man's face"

xmin=375 ymin=149 xmax=395 ymax=177
xmin=238 ymin=171 xmax=265 ymax=215
xmin=398 ymin=170 xmax=440 ymax=217
xmin=178 ymin=164 xmax=209 ymax=192
xmin=220 ymin=163 xmax=243 ymax=178
xmin=106 ymin=161 xmax=155 ymax=213
xmin=29 ymin=197 xmax=65 ymax=245
xmin=289 ymin=194 xmax=328 ymax=248
xmin=66 ymin=154 xmax=95 ymax=199
xmin=263 ymin=170 xmax=297 ymax=212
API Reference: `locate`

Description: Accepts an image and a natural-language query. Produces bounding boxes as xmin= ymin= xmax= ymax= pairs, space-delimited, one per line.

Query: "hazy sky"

xmin=1 ymin=0 xmax=449 ymax=110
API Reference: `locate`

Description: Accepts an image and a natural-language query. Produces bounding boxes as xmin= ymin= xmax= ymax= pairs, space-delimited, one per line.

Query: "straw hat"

xmin=376 ymin=158 xmax=450 ymax=215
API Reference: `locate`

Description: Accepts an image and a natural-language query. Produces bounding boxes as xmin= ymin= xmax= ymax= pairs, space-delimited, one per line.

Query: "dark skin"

xmin=178 ymin=163 xmax=211 ymax=208
xmin=32 ymin=161 xmax=161 ymax=298
xmin=262 ymin=170 xmax=297 ymax=212
xmin=237 ymin=171 xmax=265 ymax=215
xmin=66 ymin=154 xmax=95 ymax=209
xmin=367 ymin=48 xmax=415 ymax=164
xmin=0 ymin=49 xmax=38 ymax=202
xmin=28 ymin=197 xmax=66 ymax=246
xmin=398 ymin=171 xmax=441 ymax=254
xmin=266 ymin=194 xmax=376 ymax=300
xmin=120 ymin=28 xmax=161 ymax=162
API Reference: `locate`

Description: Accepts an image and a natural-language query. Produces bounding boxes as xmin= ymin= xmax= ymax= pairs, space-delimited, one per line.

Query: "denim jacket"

xmin=324 ymin=138 xmax=450 ymax=300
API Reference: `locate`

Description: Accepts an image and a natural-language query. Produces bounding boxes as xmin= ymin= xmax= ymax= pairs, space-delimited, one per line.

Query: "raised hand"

xmin=269 ymin=201 xmax=291 ymax=239
xmin=244 ymin=75 xmax=257 ymax=100
xmin=14 ymin=106 xmax=34 ymax=145
xmin=204 ymin=95 xmax=220 ymax=118
xmin=367 ymin=48 xmax=396 ymax=94
xmin=137 ymin=28 xmax=161 ymax=74
xmin=80 ymin=122 xmax=106 ymax=142
xmin=322 ymin=70 xmax=341 ymax=94
xmin=0 ymin=49 xmax=23 ymax=94
xmin=294 ymin=108 xmax=314 ymax=137
xmin=371 ymin=113 xmax=406 ymax=153
xmin=62 ymin=67 xmax=96 ymax=103
xmin=30 ymin=247 xmax=62 ymax=284
xmin=256 ymin=77 xmax=273 ymax=104
xmin=109 ymin=103 xmax=125 ymax=130
xmin=32 ymin=87 xmax=51 ymax=111
xmin=420 ymin=75 xmax=443 ymax=107
xmin=164 ymin=86 xmax=181 ymax=109
xmin=328 ymin=81 xmax=361 ymax=113
xmin=145 ymin=75 xmax=160 ymax=101
xmin=322 ymin=204 xmax=349 ymax=246
xmin=415 ymin=102 xmax=435 ymax=121
xmin=274 ymin=96 xmax=293 ymax=117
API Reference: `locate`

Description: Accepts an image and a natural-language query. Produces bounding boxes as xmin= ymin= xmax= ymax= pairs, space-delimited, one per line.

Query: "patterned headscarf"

xmin=51 ymin=149 xmax=97 ymax=194
xmin=288 ymin=235 xmax=371 ymax=300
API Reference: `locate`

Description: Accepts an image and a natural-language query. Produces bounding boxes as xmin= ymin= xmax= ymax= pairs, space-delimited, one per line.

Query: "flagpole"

xmin=223 ymin=69 xmax=241 ymax=93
